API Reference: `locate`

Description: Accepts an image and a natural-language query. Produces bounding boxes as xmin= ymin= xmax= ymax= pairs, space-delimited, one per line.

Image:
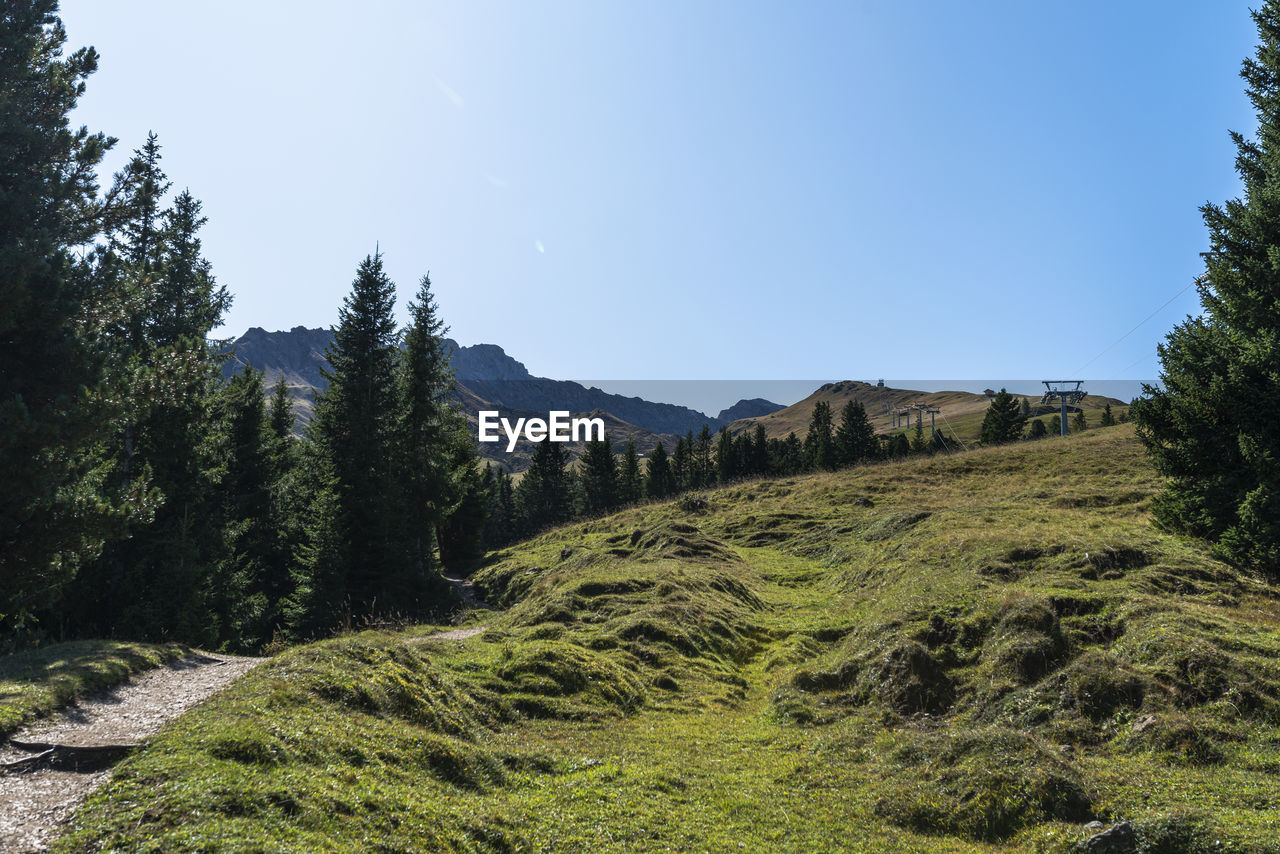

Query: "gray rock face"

xmin=1077 ymin=821 xmax=1135 ymax=854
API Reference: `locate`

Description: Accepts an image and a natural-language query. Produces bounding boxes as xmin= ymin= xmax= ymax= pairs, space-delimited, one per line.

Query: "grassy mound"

xmin=51 ymin=426 xmax=1280 ymax=852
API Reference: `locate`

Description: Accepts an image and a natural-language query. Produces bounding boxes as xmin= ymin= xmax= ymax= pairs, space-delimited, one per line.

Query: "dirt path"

xmin=0 ymin=652 xmax=262 ymax=854
xmin=443 ymin=573 xmax=490 ymax=610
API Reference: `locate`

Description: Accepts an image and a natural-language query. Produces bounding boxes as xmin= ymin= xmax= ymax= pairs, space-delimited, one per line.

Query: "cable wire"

xmin=1073 ymin=275 xmax=1204 ymax=375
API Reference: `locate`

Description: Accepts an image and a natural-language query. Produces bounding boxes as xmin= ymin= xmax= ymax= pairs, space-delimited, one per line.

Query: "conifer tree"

xmin=804 ymin=401 xmax=837 ymax=470
xmin=302 ymin=252 xmax=404 ymax=622
xmin=397 ymin=273 xmax=461 ymax=584
xmin=580 ymin=436 xmax=619 ymax=514
xmin=1028 ymin=418 xmax=1048 ymax=440
xmin=437 ymin=460 xmax=487 ymax=570
xmin=715 ymin=427 xmax=737 ymax=483
xmin=1100 ymin=402 xmax=1115 ymax=427
xmin=910 ymin=412 xmax=927 ymax=454
xmin=209 ymin=368 xmax=276 ymax=648
xmin=1072 ymin=409 xmax=1088 ymax=434
xmin=66 ymin=137 xmax=230 ymax=644
xmin=750 ymin=423 xmax=770 ymax=475
xmin=0 ymin=2 xmax=137 ymax=632
xmin=646 ymin=441 xmax=675 ymax=499
xmin=672 ymin=433 xmax=692 ymax=491
xmin=517 ymin=439 xmax=572 ymax=531
xmin=834 ymin=400 xmax=875 ymax=466
xmin=619 ymin=441 xmax=643 ymax=504
xmin=780 ymin=432 xmax=804 ymax=473
xmin=1133 ymin=4 xmax=1280 ymax=570
xmin=979 ymin=388 xmax=1027 ymax=445
xmin=693 ymin=425 xmax=714 ymax=488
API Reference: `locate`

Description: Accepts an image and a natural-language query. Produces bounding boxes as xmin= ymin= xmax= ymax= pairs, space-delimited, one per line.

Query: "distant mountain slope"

xmin=222 ymin=327 xmax=779 ymax=438
xmin=732 ymin=380 xmax=1127 ymax=443
xmin=716 ymin=397 xmax=786 ymax=423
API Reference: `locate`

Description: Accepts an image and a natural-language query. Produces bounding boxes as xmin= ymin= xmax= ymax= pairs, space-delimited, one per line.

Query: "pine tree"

xmin=579 ymin=436 xmax=619 ymax=514
xmin=672 ymin=433 xmax=692 ymax=491
xmin=780 ymin=432 xmax=805 ymax=473
xmin=646 ymin=441 xmax=675 ymax=499
xmin=437 ymin=460 xmax=488 ymax=571
xmin=65 ymin=138 xmax=230 ymax=645
xmin=888 ymin=433 xmax=910 ymax=458
xmin=1100 ymin=402 xmax=1115 ymax=427
xmin=303 ymin=252 xmax=404 ymax=623
xmin=979 ymin=388 xmax=1027 ymax=445
xmin=483 ymin=466 xmax=517 ymax=547
xmin=619 ymin=441 xmax=643 ymax=504
xmin=693 ymin=425 xmax=714 ymax=488
xmin=804 ymin=401 xmax=836 ymax=470
xmin=210 ymin=367 xmax=274 ymax=649
xmin=1028 ymin=418 xmax=1048 ymax=440
xmin=910 ymin=411 xmax=927 ymax=454
xmin=715 ymin=427 xmax=737 ymax=483
xmin=1132 ymin=4 xmax=1280 ymax=570
xmin=517 ymin=439 xmax=572 ymax=532
xmin=750 ymin=423 xmax=769 ymax=475
xmin=834 ymin=400 xmax=875 ymax=466
xmin=1072 ymin=410 xmax=1088 ymax=433
xmin=0 ymin=2 xmax=139 ymax=634
xmin=397 ymin=273 xmax=461 ymax=586
xmin=1020 ymin=397 xmax=1032 ymax=419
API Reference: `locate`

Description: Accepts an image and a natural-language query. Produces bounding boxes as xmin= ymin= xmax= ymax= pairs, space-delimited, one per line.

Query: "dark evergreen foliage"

xmin=979 ymin=388 xmax=1027 ymax=445
xmin=646 ymin=441 xmax=675 ymax=499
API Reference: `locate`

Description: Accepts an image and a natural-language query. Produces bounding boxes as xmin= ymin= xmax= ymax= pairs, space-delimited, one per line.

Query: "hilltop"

xmin=734 ymin=380 xmax=1128 ymax=444
xmin=51 ymin=426 xmax=1280 ymax=852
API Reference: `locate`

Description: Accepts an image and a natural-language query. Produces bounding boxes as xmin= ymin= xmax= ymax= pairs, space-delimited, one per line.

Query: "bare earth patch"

xmin=0 ymin=652 xmax=262 ymax=853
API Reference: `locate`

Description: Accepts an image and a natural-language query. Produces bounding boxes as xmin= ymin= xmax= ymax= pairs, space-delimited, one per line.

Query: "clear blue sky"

xmin=58 ymin=0 xmax=1257 ymax=401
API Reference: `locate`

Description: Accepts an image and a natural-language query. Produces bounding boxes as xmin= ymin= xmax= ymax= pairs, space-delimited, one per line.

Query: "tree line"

xmin=0 ymin=4 xmax=482 ymax=651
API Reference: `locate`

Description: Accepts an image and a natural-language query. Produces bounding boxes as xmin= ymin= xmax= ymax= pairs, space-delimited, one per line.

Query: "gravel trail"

xmin=0 ymin=652 xmax=262 ymax=853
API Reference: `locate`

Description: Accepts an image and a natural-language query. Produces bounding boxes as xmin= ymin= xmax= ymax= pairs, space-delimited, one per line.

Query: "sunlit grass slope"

xmin=55 ymin=426 xmax=1280 ymax=852
xmin=1 ymin=641 xmax=186 ymax=739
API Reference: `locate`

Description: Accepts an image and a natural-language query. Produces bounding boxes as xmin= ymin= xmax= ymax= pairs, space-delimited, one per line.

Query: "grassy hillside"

xmin=733 ymin=380 xmax=1128 ymax=445
xmin=54 ymin=426 xmax=1280 ymax=852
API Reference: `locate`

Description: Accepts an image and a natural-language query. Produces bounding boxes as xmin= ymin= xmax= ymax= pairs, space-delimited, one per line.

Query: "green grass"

xmin=0 ymin=640 xmax=187 ymax=739
xmin=52 ymin=425 xmax=1280 ymax=852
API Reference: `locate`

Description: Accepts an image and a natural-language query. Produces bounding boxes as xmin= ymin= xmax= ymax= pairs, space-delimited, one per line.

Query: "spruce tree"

xmin=1072 ymin=410 xmax=1088 ymax=434
xmin=65 ymin=138 xmax=230 ymax=644
xmin=804 ymin=401 xmax=836 ymax=470
xmin=715 ymin=427 xmax=737 ymax=483
xmin=210 ymin=367 xmax=275 ymax=649
xmin=619 ymin=441 xmax=643 ymax=504
xmin=750 ymin=423 xmax=770 ymax=475
xmin=1028 ymin=418 xmax=1048 ymax=440
xmin=0 ymin=2 xmax=136 ymax=633
xmin=835 ymin=400 xmax=875 ymax=466
xmin=304 ymin=252 xmax=404 ymax=622
xmin=579 ymin=436 xmax=619 ymax=514
xmin=646 ymin=441 xmax=675 ymax=499
xmin=1133 ymin=4 xmax=1280 ymax=570
xmin=517 ymin=439 xmax=572 ymax=531
xmin=693 ymin=425 xmax=714 ymax=487
xmin=1100 ymin=402 xmax=1115 ymax=427
xmin=397 ymin=273 xmax=461 ymax=585
xmin=672 ymin=433 xmax=692 ymax=491
xmin=979 ymin=388 xmax=1027 ymax=445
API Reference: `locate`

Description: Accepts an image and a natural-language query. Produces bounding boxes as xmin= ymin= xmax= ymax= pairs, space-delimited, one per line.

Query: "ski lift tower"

xmin=1042 ymin=380 xmax=1087 ymax=437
